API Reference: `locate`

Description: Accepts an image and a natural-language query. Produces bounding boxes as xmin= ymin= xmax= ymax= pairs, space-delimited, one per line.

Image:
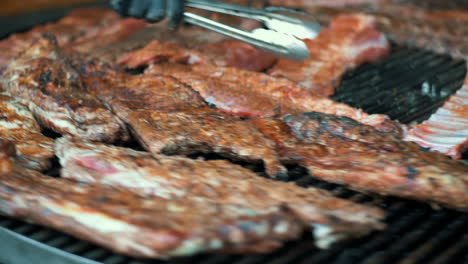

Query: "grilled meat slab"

xmin=253 ymin=112 xmax=468 ymax=211
xmin=288 ymin=3 xmax=468 ymax=61
xmin=56 ymin=137 xmax=385 ymax=250
xmin=405 ymin=75 xmax=468 ymax=159
xmin=0 ymin=92 xmax=54 ymax=170
xmin=81 ymin=65 xmax=286 ymax=177
xmin=0 ymin=8 xmax=120 ymax=69
xmin=147 ymin=63 xmax=402 ymax=134
xmin=1 ymin=35 xmax=127 ymax=142
xmin=118 ymin=37 xmax=276 ymax=72
xmin=268 ymin=14 xmax=390 ymax=97
xmin=0 ymin=140 xmax=306 ymax=258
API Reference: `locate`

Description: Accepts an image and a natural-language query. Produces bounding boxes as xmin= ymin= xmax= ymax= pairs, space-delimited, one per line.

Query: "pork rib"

xmin=0 ymin=92 xmax=54 ymax=170
xmin=1 ymin=35 xmax=128 ymax=142
xmin=404 ymin=74 xmax=468 ymax=159
xmin=253 ymin=112 xmax=468 ymax=211
xmin=55 ymin=137 xmax=385 ymax=250
xmin=268 ymin=14 xmax=390 ymax=97
xmin=147 ymin=63 xmax=402 ymax=134
xmin=81 ymin=63 xmax=286 ymax=177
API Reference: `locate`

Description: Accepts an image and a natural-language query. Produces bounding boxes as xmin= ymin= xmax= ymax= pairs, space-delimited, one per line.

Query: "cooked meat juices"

xmin=81 ymin=64 xmax=286 ymax=177
xmin=1 ymin=35 xmax=128 ymax=142
xmin=268 ymin=14 xmax=390 ymax=97
xmin=253 ymin=112 xmax=468 ymax=211
xmin=147 ymin=63 xmax=402 ymax=134
xmin=55 ymin=137 xmax=385 ymax=250
xmin=405 ymin=74 xmax=468 ymax=159
xmin=0 ymin=92 xmax=54 ymax=170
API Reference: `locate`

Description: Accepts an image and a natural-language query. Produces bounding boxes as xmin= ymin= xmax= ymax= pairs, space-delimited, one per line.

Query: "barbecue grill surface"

xmin=0 ymin=4 xmax=467 ymax=264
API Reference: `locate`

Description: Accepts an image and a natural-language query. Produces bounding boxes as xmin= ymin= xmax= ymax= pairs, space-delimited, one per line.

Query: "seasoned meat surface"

xmin=268 ymin=14 xmax=390 ymax=97
xmin=253 ymin=112 xmax=468 ymax=211
xmin=56 ymin=137 xmax=385 ymax=250
xmin=405 ymin=75 xmax=468 ymax=159
xmin=118 ymin=37 xmax=276 ymax=72
xmin=0 ymin=8 xmax=121 ymax=69
xmin=0 ymin=140 xmax=304 ymax=258
xmin=0 ymin=92 xmax=54 ymax=170
xmin=81 ymin=64 xmax=286 ymax=177
xmin=1 ymin=35 xmax=128 ymax=142
xmin=147 ymin=63 xmax=402 ymax=134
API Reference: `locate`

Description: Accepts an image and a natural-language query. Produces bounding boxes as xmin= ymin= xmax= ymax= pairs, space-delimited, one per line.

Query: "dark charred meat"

xmin=55 ymin=137 xmax=385 ymax=250
xmin=1 ymin=35 xmax=128 ymax=142
xmin=0 ymin=92 xmax=54 ymax=170
xmin=81 ymin=65 xmax=286 ymax=177
xmin=0 ymin=8 xmax=120 ymax=69
xmin=268 ymin=14 xmax=390 ymax=97
xmin=147 ymin=63 xmax=402 ymax=134
xmin=0 ymin=140 xmax=306 ymax=258
xmin=405 ymin=74 xmax=468 ymax=159
xmin=253 ymin=112 xmax=468 ymax=211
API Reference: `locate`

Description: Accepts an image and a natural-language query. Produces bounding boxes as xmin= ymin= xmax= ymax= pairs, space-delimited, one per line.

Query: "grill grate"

xmin=1 ymin=10 xmax=468 ymax=264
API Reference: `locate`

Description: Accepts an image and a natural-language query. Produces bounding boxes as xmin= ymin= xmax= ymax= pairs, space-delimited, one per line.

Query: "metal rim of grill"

xmin=0 ymin=3 xmax=468 ymax=264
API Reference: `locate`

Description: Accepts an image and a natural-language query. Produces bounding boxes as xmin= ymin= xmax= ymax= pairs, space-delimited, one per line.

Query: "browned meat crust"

xmin=0 ymin=139 xmax=385 ymax=257
xmin=0 ymin=8 xmax=121 ymax=69
xmin=1 ymin=35 xmax=128 ymax=142
xmin=0 ymin=92 xmax=54 ymax=170
xmin=253 ymin=112 xmax=468 ymax=211
xmin=80 ymin=63 xmax=286 ymax=177
xmin=55 ymin=137 xmax=385 ymax=249
xmin=285 ymin=2 xmax=468 ymax=61
xmin=118 ymin=35 xmax=276 ymax=72
xmin=147 ymin=63 xmax=402 ymax=134
xmin=268 ymin=14 xmax=390 ymax=97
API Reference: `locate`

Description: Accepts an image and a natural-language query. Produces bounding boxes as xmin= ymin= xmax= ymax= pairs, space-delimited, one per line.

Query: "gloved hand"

xmin=110 ymin=0 xmax=185 ymax=27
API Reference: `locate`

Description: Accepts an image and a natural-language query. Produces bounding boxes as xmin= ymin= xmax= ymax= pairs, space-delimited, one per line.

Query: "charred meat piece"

xmin=56 ymin=137 xmax=386 ymax=250
xmin=0 ymin=140 xmax=305 ymax=258
xmin=253 ymin=112 xmax=468 ymax=211
xmin=1 ymin=35 xmax=127 ymax=142
xmin=82 ymin=66 xmax=286 ymax=178
xmin=63 ymin=18 xmax=147 ymax=55
xmin=268 ymin=14 xmax=390 ymax=97
xmin=0 ymin=8 xmax=120 ymax=69
xmin=118 ymin=37 xmax=276 ymax=72
xmin=0 ymin=92 xmax=54 ymax=170
xmin=147 ymin=63 xmax=402 ymax=134
xmin=405 ymin=74 xmax=468 ymax=159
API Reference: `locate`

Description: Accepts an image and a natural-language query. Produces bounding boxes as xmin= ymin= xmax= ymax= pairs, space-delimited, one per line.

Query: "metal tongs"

xmin=183 ymin=0 xmax=321 ymax=60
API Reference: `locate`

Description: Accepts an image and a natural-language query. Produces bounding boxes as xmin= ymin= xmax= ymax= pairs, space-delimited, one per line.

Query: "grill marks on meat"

xmin=1 ymin=35 xmax=127 ymax=142
xmin=405 ymin=75 xmax=468 ymax=159
xmin=253 ymin=112 xmax=468 ymax=211
xmin=0 ymin=93 xmax=54 ymax=170
xmin=55 ymin=137 xmax=385 ymax=250
xmin=268 ymin=14 xmax=390 ymax=97
xmin=0 ymin=140 xmax=305 ymax=258
xmin=82 ymin=66 xmax=286 ymax=178
xmin=118 ymin=37 xmax=276 ymax=72
xmin=147 ymin=63 xmax=402 ymax=134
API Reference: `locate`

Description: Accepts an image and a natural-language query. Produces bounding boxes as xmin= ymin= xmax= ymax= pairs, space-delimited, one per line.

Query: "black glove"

xmin=110 ymin=0 xmax=185 ymax=27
